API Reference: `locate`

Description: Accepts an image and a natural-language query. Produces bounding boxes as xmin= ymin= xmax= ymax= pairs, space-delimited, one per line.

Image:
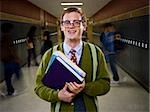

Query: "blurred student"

xmin=40 ymin=31 xmax=52 ymax=56
xmin=100 ymin=23 xmax=120 ymax=84
xmin=0 ymin=23 xmax=21 ymax=96
xmin=35 ymin=7 xmax=110 ymax=112
xmin=26 ymin=26 xmax=38 ymax=67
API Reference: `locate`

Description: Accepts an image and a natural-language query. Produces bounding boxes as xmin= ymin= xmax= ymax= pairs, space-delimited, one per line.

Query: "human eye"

xmin=73 ymin=20 xmax=81 ymax=26
xmin=73 ymin=20 xmax=80 ymax=24
xmin=63 ymin=20 xmax=70 ymax=25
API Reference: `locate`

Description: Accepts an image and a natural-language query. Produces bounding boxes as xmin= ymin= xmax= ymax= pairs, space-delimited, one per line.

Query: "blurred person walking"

xmin=100 ymin=23 xmax=120 ymax=84
xmin=0 ymin=23 xmax=21 ymax=96
xmin=26 ymin=25 xmax=39 ymax=67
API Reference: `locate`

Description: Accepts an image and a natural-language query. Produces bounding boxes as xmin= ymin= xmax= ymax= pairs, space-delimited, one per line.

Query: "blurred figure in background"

xmin=40 ymin=31 xmax=52 ymax=57
xmin=26 ymin=25 xmax=39 ymax=67
xmin=0 ymin=23 xmax=21 ymax=96
xmin=100 ymin=23 xmax=120 ymax=84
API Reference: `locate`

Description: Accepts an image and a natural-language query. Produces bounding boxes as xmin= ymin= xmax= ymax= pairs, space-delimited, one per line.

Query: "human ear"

xmin=82 ymin=22 xmax=87 ymax=31
xmin=83 ymin=25 xmax=87 ymax=31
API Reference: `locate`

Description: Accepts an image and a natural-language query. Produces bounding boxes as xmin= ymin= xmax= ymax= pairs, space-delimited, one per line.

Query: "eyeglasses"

xmin=62 ymin=20 xmax=83 ymax=27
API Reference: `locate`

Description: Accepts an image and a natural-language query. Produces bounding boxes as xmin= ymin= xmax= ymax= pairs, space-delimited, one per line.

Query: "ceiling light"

xmin=61 ymin=2 xmax=83 ymax=6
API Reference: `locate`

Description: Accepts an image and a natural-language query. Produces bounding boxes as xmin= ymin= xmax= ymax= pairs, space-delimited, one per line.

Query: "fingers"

xmin=67 ymin=82 xmax=78 ymax=90
xmin=58 ymin=83 xmax=76 ymax=103
xmin=63 ymin=83 xmax=68 ymax=90
xmin=67 ymin=82 xmax=85 ymax=94
xmin=58 ymin=81 xmax=85 ymax=103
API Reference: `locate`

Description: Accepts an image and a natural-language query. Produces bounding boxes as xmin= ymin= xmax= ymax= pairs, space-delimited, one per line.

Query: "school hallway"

xmin=0 ymin=56 xmax=149 ymax=112
xmin=0 ymin=0 xmax=149 ymax=112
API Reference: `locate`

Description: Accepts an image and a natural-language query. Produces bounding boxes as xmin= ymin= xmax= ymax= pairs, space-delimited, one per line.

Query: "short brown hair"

xmin=60 ymin=7 xmax=87 ymax=26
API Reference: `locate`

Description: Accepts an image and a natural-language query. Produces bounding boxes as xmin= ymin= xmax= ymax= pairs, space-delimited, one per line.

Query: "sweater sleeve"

xmin=83 ymin=48 xmax=110 ymax=96
xmin=34 ymin=49 xmax=60 ymax=103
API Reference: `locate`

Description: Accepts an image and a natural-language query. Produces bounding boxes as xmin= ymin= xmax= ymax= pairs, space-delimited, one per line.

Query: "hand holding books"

xmin=58 ymin=81 xmax=85 ymax=103
xmin=58 ymin=83 xmax=76 ymax=103
xmin=66 ymin=81 xmax=85 ymax=94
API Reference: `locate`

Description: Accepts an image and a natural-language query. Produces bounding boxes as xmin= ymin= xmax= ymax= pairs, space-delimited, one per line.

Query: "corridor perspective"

xmin=0 ymin=0 xmax=149 ymax=112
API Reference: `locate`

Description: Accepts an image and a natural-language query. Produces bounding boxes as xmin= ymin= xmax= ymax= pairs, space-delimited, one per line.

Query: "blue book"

xmin=42 ymin=51 xmax=86 ymax=90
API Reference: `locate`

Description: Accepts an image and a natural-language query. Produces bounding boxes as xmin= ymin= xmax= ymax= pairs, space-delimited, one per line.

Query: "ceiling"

xmin=27 ymin=0 xmax=111 ymax=18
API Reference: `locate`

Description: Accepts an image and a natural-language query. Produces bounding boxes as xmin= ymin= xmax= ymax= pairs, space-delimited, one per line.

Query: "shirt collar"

xmin=63 ymin=41 xmax=83 ymax=55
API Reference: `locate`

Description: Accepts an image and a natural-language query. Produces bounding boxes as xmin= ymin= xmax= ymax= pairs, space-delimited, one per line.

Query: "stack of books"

xmin=42 ymin=51 xmax=86 ymax=90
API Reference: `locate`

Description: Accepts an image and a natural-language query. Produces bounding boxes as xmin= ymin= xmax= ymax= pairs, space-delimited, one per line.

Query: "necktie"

xmin=70 ymin=49 xmax=77 ymax=64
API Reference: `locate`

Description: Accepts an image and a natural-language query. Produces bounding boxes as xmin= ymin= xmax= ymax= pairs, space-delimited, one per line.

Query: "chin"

xmin=67 ymin=35 xmax=76 ymax=39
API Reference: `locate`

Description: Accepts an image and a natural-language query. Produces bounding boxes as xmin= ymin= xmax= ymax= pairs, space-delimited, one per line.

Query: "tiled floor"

xmin=0 ymin=62 xmax=149 ymax=112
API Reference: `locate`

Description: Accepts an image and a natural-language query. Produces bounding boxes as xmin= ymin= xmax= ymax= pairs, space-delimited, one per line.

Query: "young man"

xmin=34 ymin=7 xmax=110 ymax=112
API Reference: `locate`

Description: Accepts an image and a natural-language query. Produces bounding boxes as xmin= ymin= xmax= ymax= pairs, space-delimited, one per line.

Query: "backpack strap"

xmin=88 ymin=43 xmax=98 ymax=81
xmin=53 ymin=44 xmax=59 ymax=52
xmin=55 ymin=101 xmax=61 ymax=112
xmin=88 ymin=43 xmax=100 ymax=112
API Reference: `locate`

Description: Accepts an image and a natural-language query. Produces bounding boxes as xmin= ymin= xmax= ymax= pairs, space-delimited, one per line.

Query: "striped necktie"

xmin=70 ymin=49 xmax=77 ymax=64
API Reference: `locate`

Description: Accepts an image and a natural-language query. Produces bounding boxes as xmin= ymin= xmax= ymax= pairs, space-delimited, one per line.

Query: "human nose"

xmin=69 ymin=21 xmax=75 ymax=26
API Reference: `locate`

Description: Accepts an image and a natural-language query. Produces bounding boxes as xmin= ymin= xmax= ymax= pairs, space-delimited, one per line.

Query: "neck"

xmin=64 ymin=39 xmax=81 ymax=48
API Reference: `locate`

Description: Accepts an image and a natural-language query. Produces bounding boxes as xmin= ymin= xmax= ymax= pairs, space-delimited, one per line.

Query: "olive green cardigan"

xmin=34 ymin=42 xmax=110 ymax=112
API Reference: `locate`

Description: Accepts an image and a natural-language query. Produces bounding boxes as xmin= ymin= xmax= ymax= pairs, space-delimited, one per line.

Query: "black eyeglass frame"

xmin=61 ymin=20 xmax=84 ymax=27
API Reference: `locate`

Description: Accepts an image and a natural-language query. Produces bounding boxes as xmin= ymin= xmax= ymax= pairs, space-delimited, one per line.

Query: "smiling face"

xmin=61 ymin=11 xmax=86 ymax=45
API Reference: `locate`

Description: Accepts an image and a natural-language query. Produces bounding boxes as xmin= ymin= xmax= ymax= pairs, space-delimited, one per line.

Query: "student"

xmin=100 ymin=23 xmax=120 ymax=83
xmin=34 ymin=7 xmax=110 ymax=112
xmin=26 ymin=26 xmax=39 ymax=67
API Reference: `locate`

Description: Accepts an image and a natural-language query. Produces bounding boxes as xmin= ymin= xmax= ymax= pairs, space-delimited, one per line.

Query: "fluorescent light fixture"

xmin=61 ymin=2 xmax=83 ymax=6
